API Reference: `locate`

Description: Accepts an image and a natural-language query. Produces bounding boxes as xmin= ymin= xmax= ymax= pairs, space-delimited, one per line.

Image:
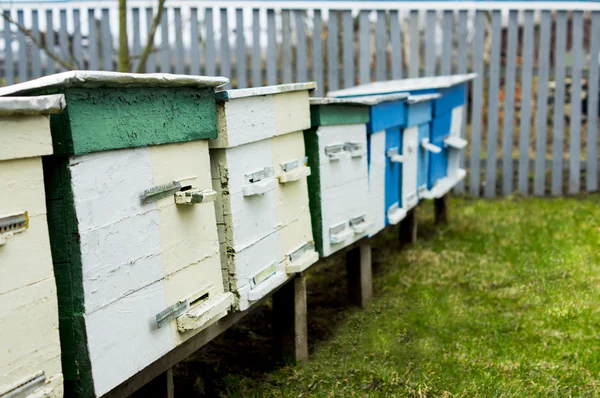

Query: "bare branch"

xmin=1 ymin=11 xmax=77 ymax=70
xmin=135 ymin=0 xmax=166 ymax=73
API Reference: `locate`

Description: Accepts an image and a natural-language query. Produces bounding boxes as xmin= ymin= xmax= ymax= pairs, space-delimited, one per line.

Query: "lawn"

xmin=178 ymin=195 xmax=600 ymax=397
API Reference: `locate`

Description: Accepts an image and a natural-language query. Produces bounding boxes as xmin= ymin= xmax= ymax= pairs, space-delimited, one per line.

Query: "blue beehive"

xmin=329 ymin=73 xmax=476 ymax=199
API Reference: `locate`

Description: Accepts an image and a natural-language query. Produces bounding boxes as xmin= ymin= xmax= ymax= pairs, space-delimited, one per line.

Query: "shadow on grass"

xmin=166 ymin=202 xmax=443 ymax=397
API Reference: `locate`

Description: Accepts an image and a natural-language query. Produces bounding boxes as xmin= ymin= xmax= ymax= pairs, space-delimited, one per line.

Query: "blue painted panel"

xmin=431 ymin=110 xmax=451 ymax=141
xmin=434 ymin=84 xmax=467 ymax=115
xmin=384 ymin=127 xmax=401 ymax=225
xmin=428 ymin=133 xmax=449 ymax=188
xmin=417 ymin=123 xmax=430 ymax=192
xmin=405 ymin=100 xmax=434 ymax=127
xmin=367 ymin=100 xmax=406 ymax=134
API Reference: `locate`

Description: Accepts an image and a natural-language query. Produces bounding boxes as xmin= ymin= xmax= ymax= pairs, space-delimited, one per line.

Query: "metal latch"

xmin=344 ymin=141 xmax=364 ymax=157
xmin=141 ymin=181 xmax=182 ymax=204
xmin=349 ymin=215 xmax=369 ymax=234
xmin=245 ymin=166 xmax=274 ymax=184
xmin=288 ymin=241 xmax=315 ymax=263
xmin=155 ymin=284 xmax=214 ymax=328
xmin=324 ymin=143 xmax=346 ymax=161
xmin=329 ymin=222 xmax=353 ymax=244
xmin=386 ymin=147 xmax=404 ymax=163
xmin=250 ymin=262 xmax=278 ymax=288
xmin=174 ymin=188 xmax=217 ymax=205
xmin=0 ymin=211 xmax=28 ymax=246
xmin=281 ymin=157 xmax=308 ymax=172
xmin=0 ymin=371 xmax=46 ymax=398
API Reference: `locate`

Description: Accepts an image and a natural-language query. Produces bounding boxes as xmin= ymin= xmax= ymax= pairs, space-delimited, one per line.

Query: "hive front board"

xmin=0 ymin=72 xmax=233 ymax=397
xmin=211 ymin=83 xmax=318 ymax=311
xmin=0 ymin=95 xmax=65 ymax=398
xmin=305 ymin=98 xmax=371 ymax=257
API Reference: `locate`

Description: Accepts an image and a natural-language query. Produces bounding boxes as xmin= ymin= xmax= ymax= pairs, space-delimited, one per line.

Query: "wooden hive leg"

xmin=130 ymin=367 xmax=174 ymax=398
xmin=346 ymin=242 xmax=373 ymax=308
xmin=434 ymin=193 xmax=450 ymax=225
xmin=399 ymin=207 xmax=418 ymax=245
xmin=272 ymin=274 xmax=308 ymax=364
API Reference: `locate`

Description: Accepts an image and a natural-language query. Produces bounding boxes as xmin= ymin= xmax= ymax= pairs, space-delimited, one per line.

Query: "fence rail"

xmin=1 ymin=2 xmax=599 ymax=197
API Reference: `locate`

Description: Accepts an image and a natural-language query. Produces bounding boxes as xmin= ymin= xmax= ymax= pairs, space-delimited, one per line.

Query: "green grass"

xmin=220 ymin=196 xmax=600 ymax=397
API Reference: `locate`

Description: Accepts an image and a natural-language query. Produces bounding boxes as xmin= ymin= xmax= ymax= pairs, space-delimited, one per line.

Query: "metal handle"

xmin=329 ymin=223 xmax=354 ymax=244
xmin=278 ymin=165 xmax=311 ymax=183
xmin=242 ymin=178 xmax=277 ymax=196
xmin=421 ymin=138 xmax=442 ymax=154
xmin=174 ymin=188 xmax=217 ymax=205
xmin=444 ymin=136 xmax=468 ymax=150
xmin=325 ymin=143 xmax=349 ymax=161
xmin=386 ymin=147 xmax=404 ymax=163
xmin=349 ymin=215 xmax=369 ymax=234
xmin=344 ymin=141 xmax=365 ymax=158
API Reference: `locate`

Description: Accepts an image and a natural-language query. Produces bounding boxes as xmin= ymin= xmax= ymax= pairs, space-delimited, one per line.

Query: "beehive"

xmin=210 ymin=83 xmax=319 ymax=311
xmin=0 ymin=71 xmax=233 ymax=397
xmin=0 ymin=95 xmax=64 ymax=398
xmin=329 ymin=74 xmax=476 ymax=198
xmin=304 ymin=98 xmax=371 ymax=257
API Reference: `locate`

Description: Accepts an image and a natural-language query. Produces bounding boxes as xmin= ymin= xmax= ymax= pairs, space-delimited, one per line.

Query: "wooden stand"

xmin=399 ymin=208 xmax=418 ymax=245
xmin=272 ymin=274 xmax=309 ymax=364
xmin=130 ymin=368 xmax=174 ymax=398
xmin=434 ymin=194 xmax=449 ymax=225
xmin=346 ymin=243 xmax=373 ymax=308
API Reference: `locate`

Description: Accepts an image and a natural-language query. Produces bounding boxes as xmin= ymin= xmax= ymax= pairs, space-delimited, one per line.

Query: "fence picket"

xmin=342 ymin=10 xmax=354 ymax=88
xmin=59 ymin=9 xmax=69 ymax=72
xmin=440 ymin=11 xmax=452 ymax=76
xmin=313 ymin=9 xmax=324 ymax=96
xmin=484 ymin=10 xmax=502 ymax=198
xmin=144 ymin=8 xmax=155 ymax=73
xmin=517 ymin=10 xmax=535 ymax=195
xmin=294 ymin=10 xmax=307 ymax=84
xmin=587 ymin=12 xmax=600 ymax=192
xmin=358 ymin=10 xmax=370 ymax=84
xmin=454 ymin=9 xmax=469 ymax=194
xmin=220 ymin=8 xmax=231 ymax=81
xmin=533 ymin=11 xmax=552 ymax=196
xmin=425 ymin=10 xmax=436 ymax=76
xmin=31 ymin=10 xmax=42 ymax=78
xmin=17 ymin=10 xmax=27 ymax=82
xmin=73 ymin=9 xmax=82 ymax=69
xmin=390 ymin=10 xmax=402 ymax=79
xmin=502 ymin=10 xmax=519 ymax=196
xmin=205 ymin=8 xmax=216 ymax=76
xmin=551 ymin=11 xmax=567 ymax=195
xmin=3 ymin=10 xmax=14 ymax=85
xmin=266 ymin=9 xmax=277 ymax=85
xmin=45 ymin=10 xmax=55 ymax=75
xmin=569 ymin=11 xmax=584 ymax=195
xmin=281 ymin=10 xmax=292 ymax=84
xmin=159 ymin=9 xmax=169 ymax=73
xmin=189 ymin=8 xmax=200 ymax=76
xmin=101 ymin=9 xmax=113 ymax=71
xmin=252 ymin=9 xmax=261 ymax=86
xmin=409 ymin=10 xmax=419 ymax=78
xmin=89 ymin=9 xmax=99 ymax=71
xmin=327 ymin=10 xmax=339 ymax=92
xmin=469 ymin=10 xmax=485 ymax=197
xmin=375 ymin=10 xmax=386 ymax=81
xmin=236 ymin=8 xmax=247 ymax=88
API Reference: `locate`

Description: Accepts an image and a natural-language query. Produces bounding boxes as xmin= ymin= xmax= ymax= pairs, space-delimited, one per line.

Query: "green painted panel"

xmin=303 ymin=127 xmax=324 ymax=257
xmin=43 ymin=156 xmax=94 ymax=397
xmin=53 ymin=87 xmax=218 ymax=156
xmin=310 ymin=104 xmax=370 ymax=127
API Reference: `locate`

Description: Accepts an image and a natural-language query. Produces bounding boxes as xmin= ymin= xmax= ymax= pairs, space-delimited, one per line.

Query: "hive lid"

xmin=328 ymin=73 xmax=477 ymax=98
xmin=310 ymin=93 xmax=409 ymax=106
xmin=0 ymin=94 xmax=66 ymax=115
xmin=406 ymin=93 xmax=442 ymax=104
xmin=0 ymin=71 xmax=230 ymax=96
xmin=216 ymin=82 xmax=317 ymax=101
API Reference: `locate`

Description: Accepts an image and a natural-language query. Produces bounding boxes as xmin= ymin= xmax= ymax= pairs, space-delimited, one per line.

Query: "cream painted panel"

xmin=402 ymin=126 xmax=419 ymax=211
xmin=0 ymin=214 xmax=53 ymax=295
xmin=368 ymin=132 xmax=386 ymax=237
xmin=162 ymin=253 xmax=224 ymax=345
xmin=271 ymin=132 xmax=311 ymax=229
xmin=0 ymin=115 xmax=53 ymax=161
xmin=86 ymin=280 xmax=173 ymax=397
xmin=211 ymin=95 xmax=276 ymax=149
xmin=0 ymin=157 xmax=47 ymax=217
xmin=273 ymin=91 xmax=311 ymax=135
xmin=278 ymin=206 xmax=313 ymax=259
xmin=69 ymin=147 xmax=154 ymax=232
xmin=317 ymin=124 xmax=369 ymax=189
xmin=0 ymin=277 xmax=62 ymax=396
